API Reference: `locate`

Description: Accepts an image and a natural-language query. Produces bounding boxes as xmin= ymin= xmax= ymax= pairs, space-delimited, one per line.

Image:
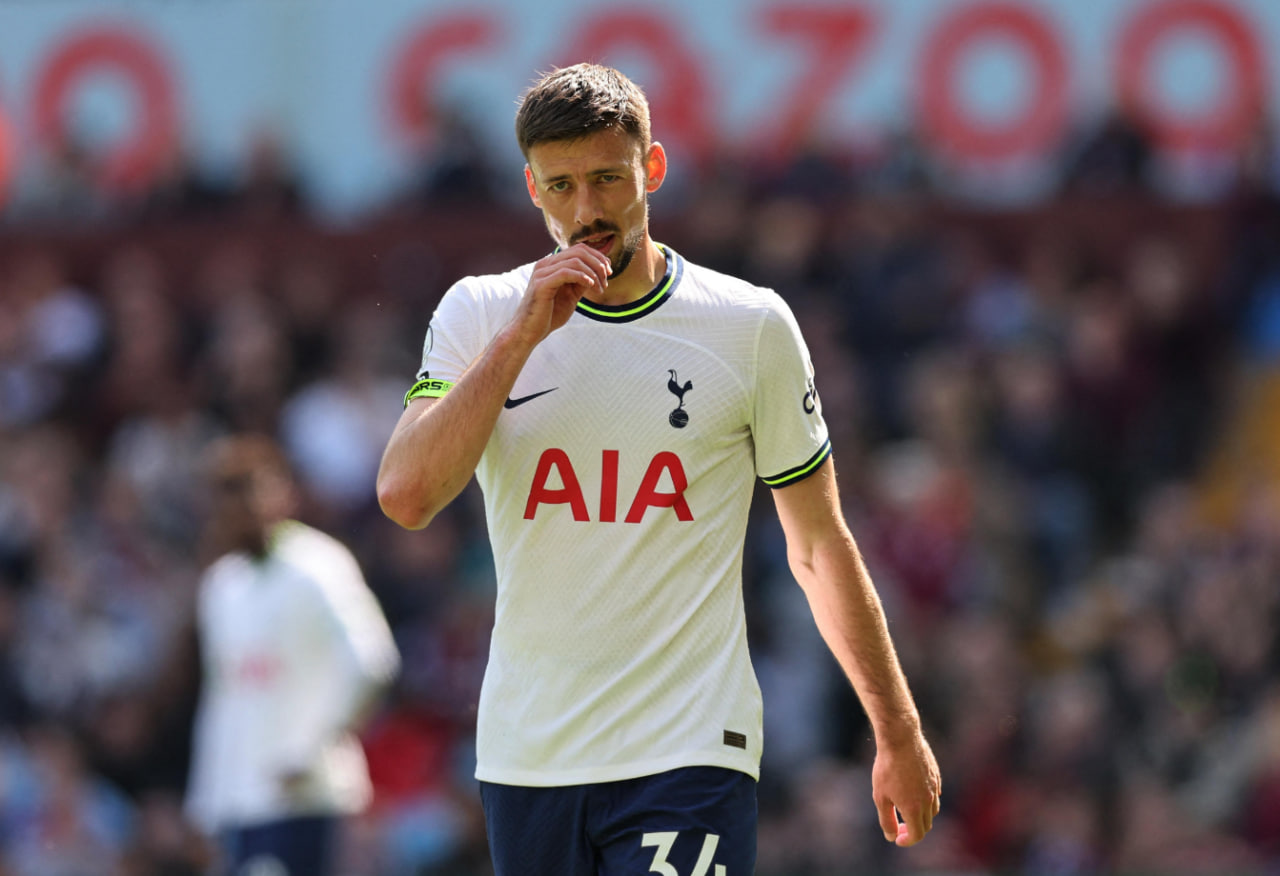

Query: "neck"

xmin=245 ymin=519 xmax=289 ymax=560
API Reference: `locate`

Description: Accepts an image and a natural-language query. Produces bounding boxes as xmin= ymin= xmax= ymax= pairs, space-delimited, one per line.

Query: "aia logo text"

xmin=524 ymin=449 xmax=693 ymax=523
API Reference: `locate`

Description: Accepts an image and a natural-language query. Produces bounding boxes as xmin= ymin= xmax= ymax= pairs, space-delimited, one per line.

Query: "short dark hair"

xmin=206 ymin=433 xmax=293 ymax=489
xmin=515 ymin=63 xmax=651 ymax=159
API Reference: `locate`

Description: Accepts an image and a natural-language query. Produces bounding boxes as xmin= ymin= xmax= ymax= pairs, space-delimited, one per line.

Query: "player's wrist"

xmin=870 ymin=709 xmax=924 ymax=750
xmin=495 ymin=318 xmax=546 ymax=359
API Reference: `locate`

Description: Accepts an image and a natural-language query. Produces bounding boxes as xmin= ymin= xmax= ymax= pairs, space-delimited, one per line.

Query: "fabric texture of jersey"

xmin=416 ymin=246 xmax=829 ymax=786
xmin=185 ymin=521 xmax=400 ymax=831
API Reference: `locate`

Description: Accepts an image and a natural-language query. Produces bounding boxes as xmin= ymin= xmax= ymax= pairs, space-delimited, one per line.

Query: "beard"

xmin=610 ymin=223 xmax=645 ymax=276
xmin=566 ymin=198 xmax=649 ymax=276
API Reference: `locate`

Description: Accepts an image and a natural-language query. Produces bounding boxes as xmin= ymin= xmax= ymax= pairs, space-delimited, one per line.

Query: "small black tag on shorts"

xmin=723 ymin=730 xmax=747 ymax=749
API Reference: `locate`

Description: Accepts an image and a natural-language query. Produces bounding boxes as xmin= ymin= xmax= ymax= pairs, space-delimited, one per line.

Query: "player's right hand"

xmin=510 ymin=243 xmax=611 ymax=347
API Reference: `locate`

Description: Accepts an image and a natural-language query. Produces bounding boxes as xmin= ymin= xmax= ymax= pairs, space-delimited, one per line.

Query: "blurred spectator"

xmin=1235 ymin=116 xmax=1280 ymax=197
xmin=191 ymin=245 xmax=293 ymax=434
xmin=0 ymin=252 xmax=105 ymax=429
xmin=120 ymin=790 xmax=214 ymax=876
xmin=403 ymin=99 xmax=500 ymax=207
xmin=5 ymin=723 xmax=135 ymax=876
xmin=857 ymin=126 xmax=934 ymax=197
xmin=9 ymin=131 xmax=109 ymax=225
xmin=1061 ymin=107 xmax=1155 ymax=196
xmin=134 ymin=143 xmax=234 ymax=223
xmin=1126 ymin=236 xmax=1224 ymax=484
xmin=230 ymin=128 xmax=308 ymax=221
xmin=279 ymin=305 xmax=405 ymax=521
xmin=275 ymin=251 xmax=344 ymax=383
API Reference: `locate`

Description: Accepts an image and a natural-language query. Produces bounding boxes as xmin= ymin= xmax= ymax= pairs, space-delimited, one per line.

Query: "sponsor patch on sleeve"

xmin=404 ymin=377 xmax=455 ymax=407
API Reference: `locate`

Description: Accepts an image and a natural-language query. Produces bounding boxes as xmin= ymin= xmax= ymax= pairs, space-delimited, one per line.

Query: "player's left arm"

xmin=772 ymin=456 xmax=941 ymax=847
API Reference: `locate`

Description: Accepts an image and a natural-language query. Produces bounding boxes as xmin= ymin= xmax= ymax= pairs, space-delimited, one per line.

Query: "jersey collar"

xmin=574 ymin=244 xmax=680 ymax=323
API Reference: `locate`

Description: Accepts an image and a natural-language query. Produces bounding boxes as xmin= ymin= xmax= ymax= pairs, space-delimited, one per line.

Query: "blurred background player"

xmin=186 ymin=434 xmax=400 ymax=876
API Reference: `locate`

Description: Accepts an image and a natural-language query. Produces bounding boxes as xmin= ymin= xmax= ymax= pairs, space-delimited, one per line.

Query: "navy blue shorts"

xmin=222 ymin=814 xmax=337 ymax=876
xmin=480 ymin=766 xmax=757 ymax=876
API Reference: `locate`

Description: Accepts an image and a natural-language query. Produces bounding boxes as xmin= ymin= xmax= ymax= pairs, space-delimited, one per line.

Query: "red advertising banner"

xmin=0 ymin=0 xmax=1274 ymax=210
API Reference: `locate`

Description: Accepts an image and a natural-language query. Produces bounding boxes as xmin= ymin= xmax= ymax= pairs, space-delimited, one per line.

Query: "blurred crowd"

xmin=1 ymin=105 xmax=1280 ymax=876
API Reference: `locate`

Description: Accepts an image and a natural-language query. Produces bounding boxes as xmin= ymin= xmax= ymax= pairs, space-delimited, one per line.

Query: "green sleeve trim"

xmin=404 ymin=377 xmax=455 ymax=407
xmin=761 ymin=439 xmax=831 ymax=488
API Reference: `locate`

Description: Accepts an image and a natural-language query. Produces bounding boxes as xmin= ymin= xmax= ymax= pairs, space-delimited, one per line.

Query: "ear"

xmin=644 ymin=142 xmax=667 ymax=193
xmin=525 ymin=165 xmax=541 ymax=207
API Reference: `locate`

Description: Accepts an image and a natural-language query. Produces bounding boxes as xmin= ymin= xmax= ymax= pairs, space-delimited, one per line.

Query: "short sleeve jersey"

xmin=409 ymin=246 xmax=830 ymax=786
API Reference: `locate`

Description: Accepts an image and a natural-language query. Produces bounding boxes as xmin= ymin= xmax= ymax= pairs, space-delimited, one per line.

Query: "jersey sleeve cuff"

xmin=760 ymin=438 xmax=831 ymax=489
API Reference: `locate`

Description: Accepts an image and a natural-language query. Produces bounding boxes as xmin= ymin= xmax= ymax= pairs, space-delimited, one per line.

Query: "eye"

xmin=548 ymin=181 xmax=571 ymax=193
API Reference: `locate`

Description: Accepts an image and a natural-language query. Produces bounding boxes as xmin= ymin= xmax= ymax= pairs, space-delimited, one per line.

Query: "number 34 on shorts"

xmin=642 ymin=831 xmax=726 ymax=876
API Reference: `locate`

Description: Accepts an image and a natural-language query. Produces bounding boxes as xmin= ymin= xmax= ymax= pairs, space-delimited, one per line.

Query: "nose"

xmin=573 ymin=186 xmax=604 ymax=227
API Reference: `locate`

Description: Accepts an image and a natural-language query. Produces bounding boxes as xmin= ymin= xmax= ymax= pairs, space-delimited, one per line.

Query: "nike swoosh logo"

xmin=504 ymin=387 xmax=558 ymax=409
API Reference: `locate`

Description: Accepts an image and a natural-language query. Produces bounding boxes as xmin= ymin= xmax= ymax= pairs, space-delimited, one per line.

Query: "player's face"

xmin=525 ymin=127 xmax=666 ymax=278
xmin=209 ymin=467 xmax=295 ymax=556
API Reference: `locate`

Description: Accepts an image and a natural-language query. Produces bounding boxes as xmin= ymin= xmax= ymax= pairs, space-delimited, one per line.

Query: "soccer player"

xmin=377 ymin=63 xmax=940 ymax=874
xmin=187 ymin=434 xmax=400 ymax=876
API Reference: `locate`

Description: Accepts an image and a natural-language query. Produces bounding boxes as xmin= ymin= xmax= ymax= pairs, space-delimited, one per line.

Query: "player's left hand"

xmin=278 ymin=767 xmax=310 ymax=799
xmin=871 ymin=728 xmax=941 ymax=847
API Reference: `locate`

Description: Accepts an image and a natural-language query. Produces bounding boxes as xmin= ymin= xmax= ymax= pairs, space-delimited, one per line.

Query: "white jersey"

xmin=410 ymin=246 xmax=829 ymax=786
xmin=185 ymin=521 xmax=400 ymax=831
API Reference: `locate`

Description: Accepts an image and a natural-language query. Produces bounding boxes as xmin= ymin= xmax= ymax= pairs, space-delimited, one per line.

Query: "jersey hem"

xmin=474 ymin=750 xmax=760 ymax=788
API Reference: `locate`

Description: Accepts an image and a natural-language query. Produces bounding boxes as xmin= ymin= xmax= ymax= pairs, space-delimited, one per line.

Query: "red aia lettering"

xmin=757 ymin=6 xmax=877 ymax=158
xmin=1116 ymin=0 xmax=1265 ymax=154
xmin=236 ymin=654 xmax=282 ymax=686
xmin=624 ymin=451 xmax=693 ymax=524
xmin=917 ymin=2 xmax=1068 ymax=162
xmin=523 ymin=448 xmax=590 ymax=521
xmin=600 ymin=449 xmax=619 ymax=523
xmin=524 ymin=449 xmax=693 ymax=523
xmin=563 ymin=12 xmax=713 ymax=162
xmin=33 ymin=25 xmax=178 ymax=190
xmin=386 ymin=13 xmax=499 ymax=147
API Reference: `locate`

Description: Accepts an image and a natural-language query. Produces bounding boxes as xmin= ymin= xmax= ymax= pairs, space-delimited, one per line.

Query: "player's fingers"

xmin=534 ymin=265 xmax=598 ymax=295
xmin=549 ymin=260 xmax=605 ymax=294
xmin=535 ymin=248 xmax=605 ymax=284
xmin=564 ymin=242 xmax=612 ymax=284
xmin=566 ymin=240 xmax=613 ymax=271
xmin=895 ymin=804 xmax=929 ymax=847
xmin=556 ymin=281 xmax=587 ymax=307
xmin=875 ymin=798 xmax=898 ymax=843
xmin=564 ymin=268 xmax=598 ymax=290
